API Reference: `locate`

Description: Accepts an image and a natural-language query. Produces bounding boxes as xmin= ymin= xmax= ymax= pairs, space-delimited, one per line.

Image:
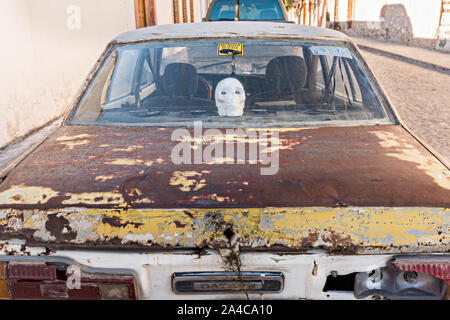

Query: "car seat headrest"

xmin=162 ymin=63 xmax=199 ymax=97
xmin=266 ymin=56 xmax=307 ymax=95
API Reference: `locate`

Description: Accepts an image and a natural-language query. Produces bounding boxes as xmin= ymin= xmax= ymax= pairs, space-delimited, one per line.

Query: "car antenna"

xmin=235 ymin=0 xmax=240 ymax=21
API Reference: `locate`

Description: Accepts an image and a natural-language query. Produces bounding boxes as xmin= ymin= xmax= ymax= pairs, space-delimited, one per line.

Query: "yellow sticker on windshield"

xmin=217 ymin=43 xmax=243 ymax=56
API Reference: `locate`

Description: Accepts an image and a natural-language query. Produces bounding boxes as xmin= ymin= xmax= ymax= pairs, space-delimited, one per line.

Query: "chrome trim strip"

xmin=172 ymin=272 xmax=284 ymax=294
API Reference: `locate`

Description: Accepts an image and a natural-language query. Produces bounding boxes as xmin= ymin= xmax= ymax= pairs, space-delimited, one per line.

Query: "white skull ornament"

xmin=215 ymin=78 xmax=245 ymax=117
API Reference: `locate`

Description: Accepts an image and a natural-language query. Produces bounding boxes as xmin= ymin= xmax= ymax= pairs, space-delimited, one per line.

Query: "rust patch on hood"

xmin=0 ymin=125 xmax=448 ymax=209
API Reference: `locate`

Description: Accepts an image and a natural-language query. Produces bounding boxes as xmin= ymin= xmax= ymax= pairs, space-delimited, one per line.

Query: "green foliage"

xmin=282 ymin=0 xmax=322 ymax=13
xmin=282 ymin=0 xmax=293 ymax=10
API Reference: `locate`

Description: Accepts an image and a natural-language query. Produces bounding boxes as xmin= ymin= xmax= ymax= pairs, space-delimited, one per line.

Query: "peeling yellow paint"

xmin=0 ymin=207 xmax=447 ymax=253
xmin=95 ymin=175 xmax=115 ymax=182
xmin=56 ymin=134 xmax=94 ymax=141
xmin=188 ymin=194 xmax=233 ymax=203
xmin=22 ymin=212 xmax=46 ymax=231
xmin=62 ymin=192 xmax=124 ymax=205
xmin=105 ymin=158 xmax=164 ymax=166
xmin=59 ymin=139 xmax=90 ymax=150
xmin=0 ymin=185 xmax=59 ymax=205
xmin=55 ymin=134 xmax=97 ymax=150
xmin=133 ymin=197 xmax=154 ymax=204
xmin=145 ymin=158 xmax=165 ymax=166
xmin=169 ymin=171 xmax=210 ymax=192
xmin=105 ymin=159 xmax=143 ymax=166
xmin=112 ymin=146 xmax=144 ymax=152
xmin=127 ymin=188 xmax=142 ymax=196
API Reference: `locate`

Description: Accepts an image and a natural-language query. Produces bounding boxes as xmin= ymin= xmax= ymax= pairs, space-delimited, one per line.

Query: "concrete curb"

xmin=357 ymin=44 xmax=450 ymax=76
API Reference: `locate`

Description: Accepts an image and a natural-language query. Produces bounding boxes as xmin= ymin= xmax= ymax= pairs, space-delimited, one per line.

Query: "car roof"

xmin=113 ymin=21 xmax=351 ymax=44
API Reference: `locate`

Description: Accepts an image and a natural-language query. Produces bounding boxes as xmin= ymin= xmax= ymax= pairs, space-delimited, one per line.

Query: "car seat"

xmin=265 ymin=56 xmax=307 ymax=97
xmin=144 ymin=63 xmax=214 ymax=109
xmin=162 ymin=63 xmax=199 ymax=97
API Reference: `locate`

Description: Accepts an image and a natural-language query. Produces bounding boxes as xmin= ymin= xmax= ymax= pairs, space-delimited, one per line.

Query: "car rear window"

xmin=209 ymin=0 xmax=285 ymax=21
xmin=68 ymin=39 xmax=393 ymax=128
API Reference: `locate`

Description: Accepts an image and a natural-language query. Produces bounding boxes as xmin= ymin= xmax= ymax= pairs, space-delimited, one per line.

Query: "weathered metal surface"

xmin=112 ymin=21 xmax=351 ymax=44
xmin=0 ymin=207 xmax=447 ymax=253
xmin=0 ymin=125 xmax=448 ymax=209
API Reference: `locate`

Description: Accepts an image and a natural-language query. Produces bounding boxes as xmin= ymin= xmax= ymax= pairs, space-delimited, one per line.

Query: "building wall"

xmin=0 ymin=0 xmax=216 ymax=149
xmin=326 ymin=0 xmax=445 ymax=50
xmin=155 ymin=0 xmax=174 ymax=25
xmin=0 ymin=0 xmax=136 ymax=149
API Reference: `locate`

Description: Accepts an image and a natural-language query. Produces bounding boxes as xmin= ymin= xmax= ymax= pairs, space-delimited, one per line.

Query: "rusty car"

xmin=0 ymin=21 xmax=448 ymax=300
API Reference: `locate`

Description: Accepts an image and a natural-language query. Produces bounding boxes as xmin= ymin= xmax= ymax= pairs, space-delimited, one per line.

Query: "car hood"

xmin=0 ymin=124 xmax=449 ymax=210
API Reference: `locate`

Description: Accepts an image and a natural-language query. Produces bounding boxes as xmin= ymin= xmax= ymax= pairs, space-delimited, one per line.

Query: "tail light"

xmin=392 ymin=255 xmax=449 ymax=285
xmin=354 ymin=255 xmax=449 ymax=300
xmin=0 ymin=260 xmax=137 ymax=300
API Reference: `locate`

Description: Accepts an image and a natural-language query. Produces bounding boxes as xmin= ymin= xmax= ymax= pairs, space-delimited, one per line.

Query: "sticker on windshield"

xmin=217 ymin=42 xmax=244 ymax=56
xmin=309 ymin=46 xmax=352 ymax=59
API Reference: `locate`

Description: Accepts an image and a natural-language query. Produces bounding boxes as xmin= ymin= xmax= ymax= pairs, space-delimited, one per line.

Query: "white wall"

xmin=353 ymin=0 xmax=384 ymax=21
xmin=154 ymin=0 xmax=209 ymax=25
xmin=352 ymin=0 xmax=442 ymax=39
xmin=155 ymin=0 xmax=173 ymax=25
xmin=0 ymin=0 xmax=136 ymax=149
xmin=398 ymin=0 xmax=442 ymax=40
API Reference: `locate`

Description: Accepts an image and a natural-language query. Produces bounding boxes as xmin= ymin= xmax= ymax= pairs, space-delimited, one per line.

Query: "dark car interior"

xmin=206 ymin=0 xmax=287 ymax=21
xmin=132 ymin=47 xmax=378 ymax=118
xmin=69 ymin=40 xmax=389 ymax=126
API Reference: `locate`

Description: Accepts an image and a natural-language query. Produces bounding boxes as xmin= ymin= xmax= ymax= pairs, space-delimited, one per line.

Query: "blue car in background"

xmin=204 ymin=0 xmax=289 ymax=21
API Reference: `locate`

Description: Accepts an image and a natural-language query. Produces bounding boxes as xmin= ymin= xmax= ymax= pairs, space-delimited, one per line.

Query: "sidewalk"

xmin=0 ymin=118 xmax=61 ymax=173
xmin=352 ymin=37 xmax=450 ymax=75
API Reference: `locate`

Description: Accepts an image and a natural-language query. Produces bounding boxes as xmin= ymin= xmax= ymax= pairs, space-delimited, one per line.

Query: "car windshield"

xmin=68 ymin=39 xmax=393 ymax=128
xmin=209 ymin=0 xmax=285 ymax=21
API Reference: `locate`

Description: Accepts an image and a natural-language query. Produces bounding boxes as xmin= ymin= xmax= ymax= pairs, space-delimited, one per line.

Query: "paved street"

xmin=360 ymin=49 xmax=450 ymax=162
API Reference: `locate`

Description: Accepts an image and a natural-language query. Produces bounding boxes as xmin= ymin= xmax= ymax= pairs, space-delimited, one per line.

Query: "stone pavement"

xmin=353 ymin=37 xmax=450 ymax=75
xmin=355 ymin=39 xmax=450 ymax=162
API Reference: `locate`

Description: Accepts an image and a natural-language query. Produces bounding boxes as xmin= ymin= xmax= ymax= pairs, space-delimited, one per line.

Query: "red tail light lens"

xmin=392 ymin=255 xmax=449 ymax=300
xmin=392 ymin=255 xmax=450 ymax=285
xmin=0 ymin=261 xmax=137 ymax=300
xmin=8 ymin=262 xmax=57 ymax=281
